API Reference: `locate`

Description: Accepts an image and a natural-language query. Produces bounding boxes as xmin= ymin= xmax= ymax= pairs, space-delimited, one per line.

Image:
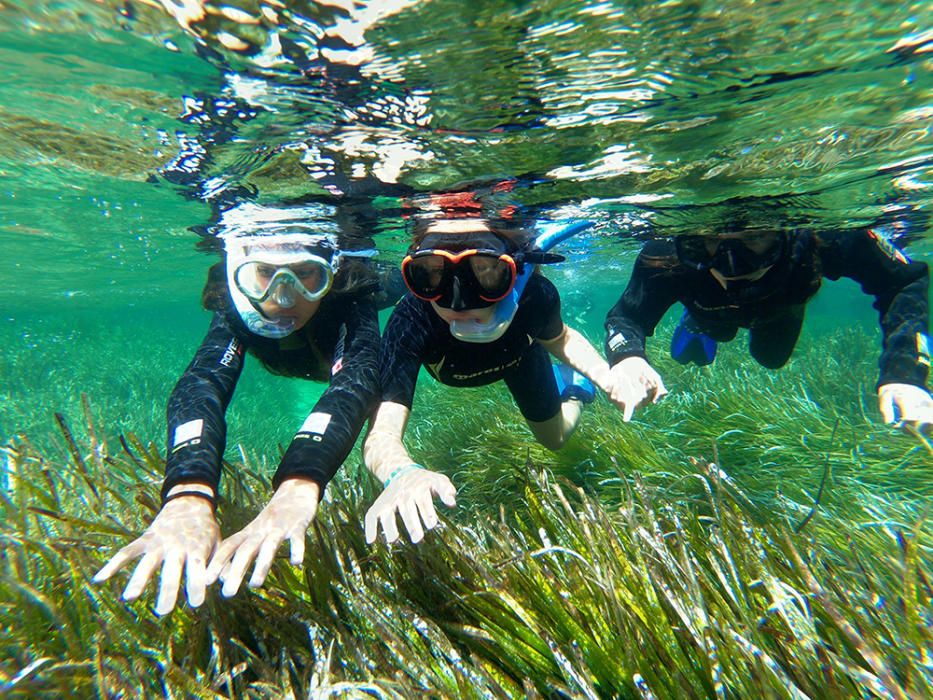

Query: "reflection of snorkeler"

xmin=602 ymin=226 xmax=933 ymax=427
xmin=93 ymin=203 xmax=382 ymax=615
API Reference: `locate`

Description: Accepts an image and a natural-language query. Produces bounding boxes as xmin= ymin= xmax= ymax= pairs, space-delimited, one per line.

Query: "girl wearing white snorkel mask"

xmin=94 ymin=203 xmax=384 ymax=615
xmin=360 ymin=217 xmax=627 ymax=547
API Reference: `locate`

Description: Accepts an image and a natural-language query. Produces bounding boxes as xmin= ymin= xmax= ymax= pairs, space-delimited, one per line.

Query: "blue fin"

xmin=671 ymin=312 xmax=717 ymax=366
xmin=553 ymin=364 xmax=596 ymax=403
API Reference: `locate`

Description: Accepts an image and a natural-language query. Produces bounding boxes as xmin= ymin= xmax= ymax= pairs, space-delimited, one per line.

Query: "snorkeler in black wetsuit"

xmin=94 ymin=202 xmax=382 ymax=615
xmin=361 ymin=216 xmax=635 ymax=547
xmin=163 ymin=263 xmax=379 ymax=497
xmin=601 ymin=227 xmax=933 ymax=426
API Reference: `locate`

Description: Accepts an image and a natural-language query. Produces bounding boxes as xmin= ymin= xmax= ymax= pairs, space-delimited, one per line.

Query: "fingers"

xmin=184 ymin=550 xmax=209 ymax=610
xmin=399 ymin=496 xmax=424 ymax=543
xmin=220 ymin=540 xmax=262 ymax=598
xmin=364 ymin=507 xmax=380 ymax=545
xmin=650 ymin=376 xmax=669 ymax=403
xmin=248 ymin=537 xmax=280 ymax=589
xmin=122 ymin=550 xmax=162 ymax=603
xmin=155 ymin=553 xmax=184 ymax=616
xmin=288 ymin=530 xmax=305 ymax=566
xmin=92 ymin=539 xmax=146 ymax=583
xmin=435 ymin=477 xmax=457 ymax=508
xmin=205 ymin=534 xmax=244 ymax=586
xmin=414 ymin=489 xmax=439 ymax=531
xmin=379 ymin=508 xmax=401 ymax=545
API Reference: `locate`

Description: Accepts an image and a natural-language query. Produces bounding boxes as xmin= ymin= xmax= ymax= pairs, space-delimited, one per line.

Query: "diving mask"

xmin=676 ymin=231 xmax=787 ymax=278
xmin=224 ymin=233 xmax=340 ymax=338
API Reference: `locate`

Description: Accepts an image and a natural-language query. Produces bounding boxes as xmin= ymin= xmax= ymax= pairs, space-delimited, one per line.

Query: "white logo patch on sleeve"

xmin=172 ymin=419 xmax=204 ymax=451
xmin=608 ymin=332 xmax=626 ymax=351
xmin=297 ymin=412 xmax=332 ymax=442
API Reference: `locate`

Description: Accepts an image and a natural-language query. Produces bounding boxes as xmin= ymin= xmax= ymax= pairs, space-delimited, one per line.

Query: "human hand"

xmin=205 ymin=478 xmax=320 ymax=597
xmin=92 ymin=494 xmax=219 ymax=616
xmin=364 ymin=465 xmax=456 ymax=545
xmin=878 ymin=383 xmax=933 ymax=429
xmin=605 ymin=356 xmax=668 ymax=421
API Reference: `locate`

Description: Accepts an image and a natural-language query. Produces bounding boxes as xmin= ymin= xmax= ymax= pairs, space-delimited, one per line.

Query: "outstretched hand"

xmin=92 ymin=494 xmax=219 ymax=616
xmin=878 ymin=383 xmax=933 ymax=429
xmin=605 ymin=356 xmax=668 ymax=421
xmin=365 ymin=466 xmax=456 ymax=545
xmin=206 ymin=478 xmax=320 ymax=597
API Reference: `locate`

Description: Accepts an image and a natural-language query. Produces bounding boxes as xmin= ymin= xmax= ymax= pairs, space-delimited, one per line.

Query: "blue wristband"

xmin=383 ymin=463 xmax=424 ymax=488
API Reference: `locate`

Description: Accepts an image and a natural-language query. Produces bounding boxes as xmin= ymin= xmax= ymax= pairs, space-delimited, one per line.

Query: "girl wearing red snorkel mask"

xmin=361 ymin=217 xmax=626 ymax=547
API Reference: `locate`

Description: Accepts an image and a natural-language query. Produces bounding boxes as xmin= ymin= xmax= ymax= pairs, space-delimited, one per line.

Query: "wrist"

xmin=275 ymin=477 xmax=321 ymax=501
xmin=588 ymin=363 xmax=613 ymax=393
xmin=382 ymin=463 xmax=424 ymax=488
xmin=161 ymin=489 xmax=216 ymax=512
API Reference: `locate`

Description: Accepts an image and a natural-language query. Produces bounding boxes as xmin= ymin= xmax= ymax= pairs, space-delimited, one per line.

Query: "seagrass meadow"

xmin=2 ymin=323 xmax=930 ymax=699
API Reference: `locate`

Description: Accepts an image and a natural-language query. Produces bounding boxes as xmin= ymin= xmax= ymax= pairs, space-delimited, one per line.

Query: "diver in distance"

xmin=601 ymin=225 xmax=933 ymax=427
xmin=93 ymin=202 xmax=384 ymax=615
xmin=361 ymin=210 xmax=637 ymax=547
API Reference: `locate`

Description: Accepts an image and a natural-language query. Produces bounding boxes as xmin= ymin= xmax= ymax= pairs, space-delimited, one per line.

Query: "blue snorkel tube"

xmin=450 ymin=220 xmax=594 ymax=343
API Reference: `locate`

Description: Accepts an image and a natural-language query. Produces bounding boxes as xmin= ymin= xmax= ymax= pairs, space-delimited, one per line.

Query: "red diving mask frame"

xmin=401 ymin=248 xmax=519 ymax=308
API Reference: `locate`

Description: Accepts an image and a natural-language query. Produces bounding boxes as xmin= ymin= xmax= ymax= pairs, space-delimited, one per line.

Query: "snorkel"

xmin=450 ymin=220 xmax=594 ymax=342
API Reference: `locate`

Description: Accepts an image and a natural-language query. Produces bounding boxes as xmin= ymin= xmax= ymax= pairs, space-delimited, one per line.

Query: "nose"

xmin=450 ymin=276 xmax=468 ymax=311
xmin=271 ymin=282 xmax=297 ymax=308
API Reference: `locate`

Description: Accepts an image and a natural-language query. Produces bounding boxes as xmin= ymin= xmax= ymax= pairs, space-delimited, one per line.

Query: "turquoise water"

xmin=0 ymin=1 xmax=930 ymax=459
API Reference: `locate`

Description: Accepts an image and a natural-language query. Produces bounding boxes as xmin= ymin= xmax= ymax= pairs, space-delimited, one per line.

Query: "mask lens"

xmin=677 ymin=233 xmax=784 ymax=273
xmin=469 ymin=254 xmax=515 ymax=300
xmin=676 ymin=236 xmax=712 ymax=269
xmin=403 ymin=255 xmax=448 ymax=299
xmin=289 ymin=262 xmax=328 ymax=296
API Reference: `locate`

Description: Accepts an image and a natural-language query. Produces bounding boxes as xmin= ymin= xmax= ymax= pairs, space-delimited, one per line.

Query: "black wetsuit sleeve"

xmin=272 ymin=299 xmax=381 ymax=491
xmin=528 ymin=275 xmax=565 ymax=341
xmin=162 ymin=313 xmax=247 ymax=500
xmin=821 ymin=230 xmax=930 ymax=388
xmin=604 ymin=241 xmax=681 ymax=365
xmin=379 ymin=295 xmax=432 ymax=409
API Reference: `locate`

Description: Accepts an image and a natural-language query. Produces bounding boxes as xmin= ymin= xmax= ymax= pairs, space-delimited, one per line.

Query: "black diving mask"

xmin=676 ymin=231 xmax=787 ymax=278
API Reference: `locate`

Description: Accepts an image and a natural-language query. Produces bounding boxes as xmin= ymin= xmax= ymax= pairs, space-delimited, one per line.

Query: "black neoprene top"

xmin=380 ymin=273 xmax=565 ymax=407
xmin=604 ymin=229 xmax=930 ymax=388
xmin=161 ymin=292 xmax=380 ymax=500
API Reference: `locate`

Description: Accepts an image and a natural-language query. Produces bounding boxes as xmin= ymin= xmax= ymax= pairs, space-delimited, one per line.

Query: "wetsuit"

xmin=161 ymin=290 xmax=380 ymax=501
xmin=604 ymin=229 xmax=930 ymax=387
xmin=380 ymin=274 xmax=565 ymax=422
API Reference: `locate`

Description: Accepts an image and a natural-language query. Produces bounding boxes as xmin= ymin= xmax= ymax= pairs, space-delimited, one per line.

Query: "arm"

xmin=207 ymin=299 xmax=382 ymax=594
xmin=604 ymin=240 xmax=682 ymax=365
xmin=162 ymin=313 xmax=247 ymax=500
xmin=532 ymin=273 xmax=668 ymax=421
xmin=95 ymin=313 xmax=243 ymax=615
xmin=363 ymin=400 xmax=416 ymax=482
xmin=362 ymin=299 xmax=456 ymax=545
xmin=824 ymin=229 xmax=932 ymax=425
xmin=539 ymin=324 xmax=612 ymax=392
xmin=823 ymin=229 xmax=930 ymax=389
xmin=272 ymin=298 xmax=381 ymax=490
